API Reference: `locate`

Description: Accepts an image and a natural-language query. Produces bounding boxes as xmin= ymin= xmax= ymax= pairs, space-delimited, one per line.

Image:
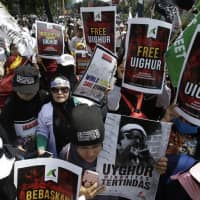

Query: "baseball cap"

xmin=70 ymin=104 xmax=104 ymax=146
xmin=57 ymin=54 xmax=75 ymax=67
xmin=12 ymin=63 xmax=40 ymax=94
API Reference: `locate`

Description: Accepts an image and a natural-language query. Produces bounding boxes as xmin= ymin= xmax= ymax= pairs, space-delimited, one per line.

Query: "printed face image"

xmin=116 ymin=124 xmax=155 ymax=167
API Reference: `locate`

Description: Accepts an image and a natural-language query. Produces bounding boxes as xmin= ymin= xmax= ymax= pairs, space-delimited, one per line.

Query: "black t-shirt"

xmin=0 ymin=91 xmax=49 ymax=145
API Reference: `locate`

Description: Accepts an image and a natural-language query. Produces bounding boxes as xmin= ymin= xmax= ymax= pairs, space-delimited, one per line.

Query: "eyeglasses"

xmin=51 ymin=87 xmax=69 ymax=94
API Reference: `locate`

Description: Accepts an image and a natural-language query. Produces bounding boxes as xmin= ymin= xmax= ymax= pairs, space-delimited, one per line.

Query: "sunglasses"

xmin=124 ymin=130 xmax=143 ymax=140
xmin=51 ymin=87 xmax=69 ymax=94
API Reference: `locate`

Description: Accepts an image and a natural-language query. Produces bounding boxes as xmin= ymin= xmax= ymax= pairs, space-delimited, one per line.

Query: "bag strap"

xmin=121 ymin=93 xmax=135 ymax=113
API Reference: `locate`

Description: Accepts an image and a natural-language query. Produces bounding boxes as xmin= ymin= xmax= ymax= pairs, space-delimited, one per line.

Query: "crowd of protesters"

xmin=0 ymin=1 xmax=200 ymax=200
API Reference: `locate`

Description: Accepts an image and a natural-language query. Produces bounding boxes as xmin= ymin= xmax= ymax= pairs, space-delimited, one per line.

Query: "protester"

xmin=115 ymin=23 xmax=126 ymax=53
xmin=36 ymin=74 xmax=80 ymax=158
xmin=59 ymin=104 xmax=168 ymax=200
xmin=106 ymin=55 xmax=196 ymax=199
xmin=63 ymin=29 xmax=72 ymax=54
xmin=5 ymin=43 xmax=27 ymax=75
xmin=0 ymin=63 xmax=49 ymax=158
xmin=0 ymin=44 xmax=28 ymax=110
xmin=36 ymin=57 xmax=58 ymax=91
xmin=155 ymin=104 xmax=200 ymax=200
xmin=107 ymin=59 xmax=169 ymax=120
xmin=59 ymin=104 xmax=108 ymax=199
xmin=69 ymin=25 xmax=84 ymax=54
xmin=56 ymin=53 xmax=78 ymax=90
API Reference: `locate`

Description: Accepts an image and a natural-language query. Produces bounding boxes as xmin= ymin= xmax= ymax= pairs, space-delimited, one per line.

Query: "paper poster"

xmin=36 ymin=20 xmax=64 ymax=58
xmin=96 ymin=113 xmax=172 ymax=200
xmin=75 ymin=50 xmax=91 ymax=76
xmin=81 ymin=6 xmax=116 ymax=53
xmin=14 ymin=158 xmax=82 ymax=200
xmin=175 ymin=25 xmax=200 ymax=126
xmin=73 ymin=44 xmax=117 ymax=105
xmin=122 ymin=18 xmax=171 ymax=94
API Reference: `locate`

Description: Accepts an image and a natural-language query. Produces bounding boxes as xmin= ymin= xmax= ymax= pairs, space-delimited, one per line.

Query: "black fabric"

xmin=69 ymin=104 xmax=105 ymax=146
xmin=156 ymin=177 xmax=192 ymax=200
xmin=0 ymin=173 xmax=16 ymax=200
xmin=0 ymin=123 xmax=10 ymax=144
xmin=114 ymin=88 xmax=165 ymax=120
xmin=175 ymin=0 xmax=195 ymax=10
xmin=64 ymin=41 xmax=71 ymax=54
xmin=56 ymin=65 xmax=78 ymax=90
xmin=156 ymin=154 xmax=196 ymax=200
xmin=194 ymin=130 xmax=200 ymax=160
xmin=53 ymin=97 xmax=75 ymax=153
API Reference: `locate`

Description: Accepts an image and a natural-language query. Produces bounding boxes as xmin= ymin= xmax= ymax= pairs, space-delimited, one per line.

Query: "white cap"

xmin=120 ymin=124 xmax=146 ymax=137
xmin=57 ymin=54 xmax=75 ymax=67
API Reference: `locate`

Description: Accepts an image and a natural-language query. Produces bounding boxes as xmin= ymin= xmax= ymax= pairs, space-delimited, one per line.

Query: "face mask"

xmin=172 ymin=117 xmax=199 ymax=135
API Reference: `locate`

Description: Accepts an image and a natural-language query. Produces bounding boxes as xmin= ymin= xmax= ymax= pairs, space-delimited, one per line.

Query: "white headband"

xmin=50 ymin=77 xmax=70 ymax=89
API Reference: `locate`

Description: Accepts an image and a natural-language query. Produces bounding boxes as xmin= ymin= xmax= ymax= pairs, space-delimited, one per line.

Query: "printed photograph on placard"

xmin=96 ymin=113 xmax=172 ymax=200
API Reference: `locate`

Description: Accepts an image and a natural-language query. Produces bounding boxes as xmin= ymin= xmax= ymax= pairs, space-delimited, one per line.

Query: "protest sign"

xmin=75 ymin=50 xmax=91 ymax=77
xmin=96 ymin=113 xmax=172 ymax=200
xmin=73 ymin=44 xmax=117 ymax=105
xmin=165 ymin=12 xmax=200 ymax=87
xmin=81 ymin=6 xmax=116 ymax=53
xmin=97 ymin=113 xmax=171 ymax=200
xmin=14 ymin=158 xmax=82 ymax=200
xmin=175 ymin=25 xmax=200 ymax=126
xmin=36 ymin=21 xmax=64 ymax=59
xmin=122 ymin=18 xmax=171 ymax=94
